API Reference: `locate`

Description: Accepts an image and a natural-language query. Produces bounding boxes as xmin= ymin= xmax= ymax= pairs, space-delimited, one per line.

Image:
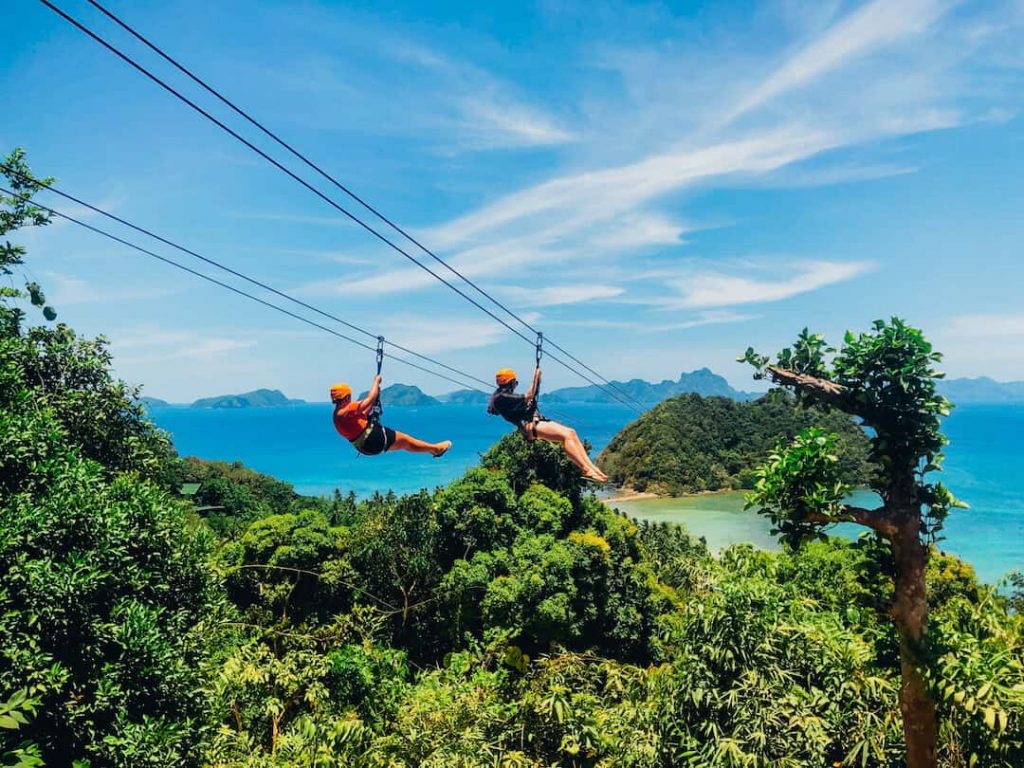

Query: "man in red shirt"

xmin=331 ymin=376 xmax=451 ymax=457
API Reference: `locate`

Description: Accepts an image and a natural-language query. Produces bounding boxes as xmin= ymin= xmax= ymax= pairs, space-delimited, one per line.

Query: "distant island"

xmin=191 ymin=389 xmax=305 ymax=409
xmin=598 ymin=391 xmax=872 ymax=496
xmin=437 ymin=388 xmax=490 ymax=405
xmin=161 ymin=371 xmax=1024 ymax=411
xmin=939 ymin=376 xmax=1024 ymax=403
xmin=359 ymin=383 xmax=440 ymax=406
xmin=543 ymin=368 xmax=757 ymax=404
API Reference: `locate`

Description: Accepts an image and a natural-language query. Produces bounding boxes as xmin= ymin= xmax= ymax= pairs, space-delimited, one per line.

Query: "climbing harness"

xmin=352 ymin=336 xmax=387 ymax=457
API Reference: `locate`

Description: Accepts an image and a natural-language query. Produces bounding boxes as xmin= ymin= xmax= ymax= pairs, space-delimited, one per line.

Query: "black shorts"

xmin=352 ymin=422 xmax=396 ymax=456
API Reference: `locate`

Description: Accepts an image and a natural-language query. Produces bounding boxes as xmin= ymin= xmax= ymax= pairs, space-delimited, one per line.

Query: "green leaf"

xmin=983 ymin=707 xmax=996 ymax=731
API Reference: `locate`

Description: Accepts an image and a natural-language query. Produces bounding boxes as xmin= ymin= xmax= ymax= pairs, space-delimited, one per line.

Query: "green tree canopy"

xmin=599 ymin=390 xmax=873 ymax=495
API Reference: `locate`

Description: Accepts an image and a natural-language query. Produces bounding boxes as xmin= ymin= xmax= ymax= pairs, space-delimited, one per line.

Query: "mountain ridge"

xmin=938 ymin=376 xmax=1024 ymax=403
xmin=145 ymin=373 xmax=1024 ymax=407
xmin=542 ymin=367 xmax=758 ymax=404
xmin=191 ymin=388 xmax=306 ymax=409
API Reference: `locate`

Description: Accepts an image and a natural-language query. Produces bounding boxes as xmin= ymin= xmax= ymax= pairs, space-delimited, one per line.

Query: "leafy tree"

xmin=0 ymin=689 xmax=42 ymax=768
xmin=0 ymin=150 xmax=220 ymax=766
xmin=741 ymin=320 xmax=966 ymax=767
xmin=161 ymin=457 xmax=308 ymax=537
xmin=1 ymin=150 xmax=173 ymax=480
xmin=481 ymin=432 xmax=588 ymax=504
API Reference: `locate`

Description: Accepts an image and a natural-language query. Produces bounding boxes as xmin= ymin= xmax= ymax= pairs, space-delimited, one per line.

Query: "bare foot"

xmin=432 ymin=440 xmax=452 ymax=458
xmin=582 ymin=468 xmax=607 ymax=483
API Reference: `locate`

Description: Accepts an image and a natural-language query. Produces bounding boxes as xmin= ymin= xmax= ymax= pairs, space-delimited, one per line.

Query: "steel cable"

xmin=35 ymin=0 xmax=644 ymax=413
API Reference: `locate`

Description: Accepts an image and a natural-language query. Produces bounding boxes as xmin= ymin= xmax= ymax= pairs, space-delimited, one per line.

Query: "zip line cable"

xmin=1 ymin=187 xmax=488 ymax=394
xmin=0 ymin=164 xmax=493 ymax=391
xmin=35 ymin=0 xmax=644 ymax=414
xmin=37 ymin=0 xmax=639 ymax=412
xmin=81 ymin=0 xmax=647 ymax=411
xmin=5 ymin=180 xmax=584 ymax=425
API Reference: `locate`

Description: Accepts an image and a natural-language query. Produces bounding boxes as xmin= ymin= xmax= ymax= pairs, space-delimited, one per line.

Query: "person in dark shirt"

xmin=488 ymin=367 xmax=608 ymax=482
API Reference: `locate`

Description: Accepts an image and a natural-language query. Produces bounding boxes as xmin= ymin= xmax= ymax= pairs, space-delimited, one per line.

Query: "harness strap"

xmin=534 ymin=331 xmax=544 ymax=401
xmin=370 ymin=336 xmax=385 ymax=424
xmin=350 ymin=420 xmax=376 ymax=451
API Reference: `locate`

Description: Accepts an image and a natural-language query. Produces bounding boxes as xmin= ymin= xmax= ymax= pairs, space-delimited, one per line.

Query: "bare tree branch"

xmin=805 ymin=505 xmax=897 ymax=538
xmin=765 ymin=366 xmax=852 ymax=412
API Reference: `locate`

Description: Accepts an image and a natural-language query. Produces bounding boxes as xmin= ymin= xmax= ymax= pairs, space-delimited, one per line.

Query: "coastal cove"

xmin=149 ymin=401 xmax=1024 ymax=585
xmin=610 ymin=489 xmax=1022 ymax=585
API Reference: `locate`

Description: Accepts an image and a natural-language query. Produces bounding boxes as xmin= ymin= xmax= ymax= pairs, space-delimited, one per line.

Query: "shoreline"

xmin=601 ymin=487 xmax=744 ymax=504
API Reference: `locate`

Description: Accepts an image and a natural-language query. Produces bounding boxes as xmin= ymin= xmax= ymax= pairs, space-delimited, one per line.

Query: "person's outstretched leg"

xmin=562 ymin=428 xmax=605 ymax=478
xmin=533 ymin=421 xmax=606 ymax=480
xmin=390 ymin=431 xmax=451 ymax=457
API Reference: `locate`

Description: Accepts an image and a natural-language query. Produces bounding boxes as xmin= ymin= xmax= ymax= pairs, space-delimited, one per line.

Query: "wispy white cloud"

xmin=663 ymin=261 xmax=873 ymax=309
xmin=264 ymin=0 xmax=1022 ymax=342
xmin=342 ymin=0 xmax=994 ymax=302
xmin=228 ymin=211 xmax=356 ymax=227
xmin=746 ymin=161 xmax=919 ymax=188
xmin=110 ymin=329 xmax=258 ymax=362
xmin=44 ymin=272 xmax=177 ymax=306
xmin=267 ymin=248 xmax=380 ymax=267
xmin=320 ymin=128 xmax=844 ymax=298
xmin=497 ymin=283 xmax=624 ymax=307
xmin=719 ymin=0 xmax=956 ymax=126
xmin=456 ymin=92 xmax=575 ymax=149
xmin=541 ymin=318 xmax=637 ymax=330
xmin=643 ymin=310 xmax=761 ymax=332
xmin=374 ymin=312 xmax=542 ymax=355
xmin=935 ymin=313 xmax=1024 ymax=380
xmin=266 ymin=16 xmax=574 ymax=152
xmin=429 ymin=128 xmax=837 ymax=248
xmin=946 ymin=313 xmax=1024 ymax=338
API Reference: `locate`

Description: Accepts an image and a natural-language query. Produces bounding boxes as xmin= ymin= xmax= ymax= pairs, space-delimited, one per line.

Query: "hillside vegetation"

xmin=599 ymin=390 xmax=873 ymax=494
xmin=4 ymin=152 xmax=1024 ymax=768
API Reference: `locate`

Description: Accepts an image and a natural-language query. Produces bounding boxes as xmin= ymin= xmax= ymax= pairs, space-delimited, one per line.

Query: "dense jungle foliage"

xmin=597 ymin=390 xmax=873 ymax=495
xmin=2 ymin=151 xmax=1024 ymax=767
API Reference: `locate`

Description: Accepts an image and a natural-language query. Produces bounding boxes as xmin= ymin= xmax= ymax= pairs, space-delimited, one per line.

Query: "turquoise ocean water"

xmin=150 ymin=402 xmax=1024 ymax=584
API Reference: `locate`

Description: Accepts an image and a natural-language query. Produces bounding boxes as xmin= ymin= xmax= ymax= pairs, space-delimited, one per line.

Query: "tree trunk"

xmin=890 ymin=514 xmax=937 ymax=768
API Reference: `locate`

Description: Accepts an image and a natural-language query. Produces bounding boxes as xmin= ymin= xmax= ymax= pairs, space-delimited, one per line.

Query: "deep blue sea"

xmin=150 ymin=402 xmax=1024 ymax=584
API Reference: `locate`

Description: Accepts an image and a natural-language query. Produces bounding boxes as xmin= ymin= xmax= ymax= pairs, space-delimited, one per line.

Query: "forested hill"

xmin=598 ymin=391 xmax=873 ymax=495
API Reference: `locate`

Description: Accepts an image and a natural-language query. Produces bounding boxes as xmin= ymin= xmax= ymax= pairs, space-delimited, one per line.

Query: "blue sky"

xmin=3 ymin=0 xmax=1023 ymax=402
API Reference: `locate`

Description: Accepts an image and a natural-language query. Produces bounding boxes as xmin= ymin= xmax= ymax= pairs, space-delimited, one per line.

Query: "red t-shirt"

xmin=333 ymin=401 xmax=368 ymax=440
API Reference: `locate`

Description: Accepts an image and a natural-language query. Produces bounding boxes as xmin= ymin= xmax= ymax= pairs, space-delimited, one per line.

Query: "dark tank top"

xmin=488 ymin=389 xmax=539 ymax=428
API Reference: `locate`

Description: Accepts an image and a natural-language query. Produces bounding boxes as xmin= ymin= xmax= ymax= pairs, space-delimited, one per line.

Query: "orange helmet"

xmin=330 ymin=383 xmax=352 ymax=402
xmin=495 ymin=368 xmax=517 ymax=386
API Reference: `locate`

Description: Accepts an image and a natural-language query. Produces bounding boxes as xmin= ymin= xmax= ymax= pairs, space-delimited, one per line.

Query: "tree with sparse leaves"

xmin=0 ymin=148 xmax=57 ymax=324
xmin=741 ymin=319 xmax=966 ymax=768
